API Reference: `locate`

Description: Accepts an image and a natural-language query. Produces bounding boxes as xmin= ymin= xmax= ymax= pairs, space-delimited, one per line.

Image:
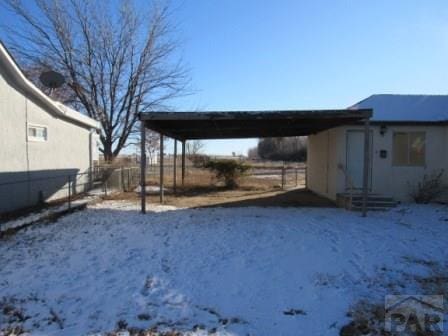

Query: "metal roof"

xmin=350 ymin=94 xmax=448 ymax=123
xmin=139 ymin=109 xmax=372 ymax=140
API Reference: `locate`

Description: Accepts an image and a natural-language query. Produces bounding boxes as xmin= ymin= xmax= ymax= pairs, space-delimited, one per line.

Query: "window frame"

xmin=27 ymin=123 xmax=48 ymax=142
xmin=392 ymin=131 xmax=426 ymax=167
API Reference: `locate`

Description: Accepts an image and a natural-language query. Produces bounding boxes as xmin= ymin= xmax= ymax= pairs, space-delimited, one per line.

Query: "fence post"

xmin=173 ymin=140 xmax=177 ymax=194
xmin=89 ymin=166 xmax=93 ymax=190
xmin=362 ymin=117 xmax=371 ymax=217
xmin=281 ymin=166 xmax=285 ymax=190
xmin=305 ymin=165 xmax=308 ymax=189
xmin=159 ymin=134 xmax=164 ymax=203
xmin=121 ymin=167 xmax=125 ymax=191
xmin=68 ymin=175 xmax=71 ymax=209
xmin=295 ymin=167 xmax=298 ymax=187
xmin=181 ymin=140 xmax=186 ymax=187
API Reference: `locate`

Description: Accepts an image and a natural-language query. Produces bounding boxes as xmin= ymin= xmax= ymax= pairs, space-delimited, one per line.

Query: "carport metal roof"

xmin=139 ymin=109 xmax=373 ymax=140
xmin=138 ymin=108 xmax=373 ymax=217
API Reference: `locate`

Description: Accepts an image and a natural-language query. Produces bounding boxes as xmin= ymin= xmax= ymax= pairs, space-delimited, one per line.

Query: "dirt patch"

xmin=106 ymin=327 xmax=184 ymax=335
xmin=340 ymin=258 xmax=447 ymax=336
xmin=103 ymin=163 xmax=319 ymax=208
xmin=0 ymin=295 xmax=66 ymax=335
xmin=340 ymin=301 xmax=385 ymax=336
xmin=283 ymin=308 xmax=307 ymax=316
xmin=340 ymin=299 xmax=443 ymax=336
xmin=104 ymin=186 xmax=333 ymax=209
xmin=105 ymin=307 xmax=247 ymax=336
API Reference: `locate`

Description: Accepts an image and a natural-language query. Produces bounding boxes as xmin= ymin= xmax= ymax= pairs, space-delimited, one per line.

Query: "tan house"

xmin=0 ymin=42 xmax=100 ymax=214
xmin=307 ymin=94 xmax=448 ymax=206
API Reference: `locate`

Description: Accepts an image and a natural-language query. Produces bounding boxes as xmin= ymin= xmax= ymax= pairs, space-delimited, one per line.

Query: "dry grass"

xmin=340 ymin=299 xmax=443 ymax=336
xmin=340 ymin=258 xmax=447 ymax=336
xmin=103 ymin=166 xmax=326 ymax=209
xmin=340 ymin=301 xmax=386 ymax=336
xmin=103 ymin=329 xmax=208 ymax=336
xmin=147 ymin=167 xmax=292 ymax=190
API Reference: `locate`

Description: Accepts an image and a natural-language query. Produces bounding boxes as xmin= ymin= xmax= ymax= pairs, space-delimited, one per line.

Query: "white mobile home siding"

xmin=0 ymin=70 xmax=94 ymax=213
xmin=307 ymin=125 xmax=448 ymax=202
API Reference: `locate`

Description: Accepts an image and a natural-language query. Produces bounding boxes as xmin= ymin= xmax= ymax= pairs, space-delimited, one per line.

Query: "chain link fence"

xmin=0 ymin=161 xmax=307 ymax=218
xmin=0 ymin=166 xmax=141 ymax=218
xmin=145 ymin=161 xmax=307 ymax=190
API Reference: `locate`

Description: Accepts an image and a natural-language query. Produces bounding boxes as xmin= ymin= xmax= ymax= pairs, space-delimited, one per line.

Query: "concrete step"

xmin=338 ymin=193 xmax=394 ymax=201
xmin=336 ymin=192 xmax=398 ymax=211
xmin=351 ymin=205 xmax=394 ymax=212
xmin=351 ymin=200 xmax=397 ymax=207
xmin=351 ymin=196 xmax=395 ymax=202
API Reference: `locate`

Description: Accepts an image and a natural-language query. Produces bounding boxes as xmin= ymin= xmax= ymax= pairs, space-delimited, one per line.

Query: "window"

xmin=27 ymin=124 xmax=48 ymax=142
xmin=392 ymin=132 xmax=425 ymax=166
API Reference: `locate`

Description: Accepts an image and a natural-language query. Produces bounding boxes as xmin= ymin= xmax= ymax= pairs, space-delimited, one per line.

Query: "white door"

xmin=346 ymin=130 xmax=372 ymax=190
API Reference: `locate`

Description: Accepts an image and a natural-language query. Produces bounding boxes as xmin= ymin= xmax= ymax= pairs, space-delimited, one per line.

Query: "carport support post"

xmin=140 ymin=122 xmax=146 ymax=214
xmin=160 ymin=134 xmax=164 ymax=203
xmin=173 ymin=140 xmax=177 ymax=193
xmin=362 ymin=118 xmax=370 ymax=217
xmin=181 ymin=140 xmax=186 ymax=187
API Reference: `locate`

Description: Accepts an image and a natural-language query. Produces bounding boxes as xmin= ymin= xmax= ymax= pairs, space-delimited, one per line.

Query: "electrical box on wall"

xmin=380 ymin=150 xmax=387 ymax=159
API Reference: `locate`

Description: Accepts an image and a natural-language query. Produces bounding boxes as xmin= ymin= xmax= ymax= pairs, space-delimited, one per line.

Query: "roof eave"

xmin=0 ymin=43 xmax=100 ymax=130
xmin=138 ymin=109 xmax=372 ymax=140
xmin=370 ymin=120 xmax=448 ymax=125
xmin=139 ymin=109 xmax=373 ymax=121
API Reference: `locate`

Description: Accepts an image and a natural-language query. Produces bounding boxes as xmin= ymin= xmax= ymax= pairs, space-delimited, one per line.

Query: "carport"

xmin=138 ymin=109 xmax=373 ymax=215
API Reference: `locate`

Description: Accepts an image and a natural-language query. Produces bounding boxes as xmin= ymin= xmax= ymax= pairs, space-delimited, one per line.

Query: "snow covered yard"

xmin=1 ymin=201 xmax=447 ymax=335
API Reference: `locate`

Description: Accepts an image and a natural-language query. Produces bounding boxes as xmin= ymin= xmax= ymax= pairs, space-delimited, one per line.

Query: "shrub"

xmin=203 ymin=159 xmax=251 ymax=188
xmin=189 ymin=154 xmax=210 ymax=168
xmin=409 ymin=169 xmax=447 ymax=204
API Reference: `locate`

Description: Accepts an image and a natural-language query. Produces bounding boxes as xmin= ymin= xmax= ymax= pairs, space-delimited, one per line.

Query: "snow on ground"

xmin=0 ymin=197 xmax=93 ymax=233
xmin=134 ymin=186 xmax=169 ymax=194
xmin=251 ymin=174 xmax=282 ymax=179
xmin=1 ymin=201 xmax=447 ymax=335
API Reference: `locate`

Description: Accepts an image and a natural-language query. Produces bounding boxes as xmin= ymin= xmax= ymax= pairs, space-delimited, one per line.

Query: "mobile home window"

xmin=27 ymin=124 xmax=48 ymax=142
xmin=392 ymin=132 xmax=425 ymax=166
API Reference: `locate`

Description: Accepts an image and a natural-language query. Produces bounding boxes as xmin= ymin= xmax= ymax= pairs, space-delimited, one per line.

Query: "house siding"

xmin=0 ymin=71 xmax=94 ymax=214
xmin=307 ymin=129 xmax=329 ymax=197
xmin=307 ymin=128 xmax=344 ymax=201
xmin=307 ymin=125 xmax=448 ymax=203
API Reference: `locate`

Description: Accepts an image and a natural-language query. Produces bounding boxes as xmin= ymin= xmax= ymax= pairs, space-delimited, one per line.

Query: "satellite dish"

xmin=39 ymin=70 xmax=65 ymax=89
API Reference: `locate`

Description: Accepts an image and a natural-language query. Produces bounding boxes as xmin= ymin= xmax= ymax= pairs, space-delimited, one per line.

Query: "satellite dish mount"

xmin=39 ymin=70 xmax=65 ymax=96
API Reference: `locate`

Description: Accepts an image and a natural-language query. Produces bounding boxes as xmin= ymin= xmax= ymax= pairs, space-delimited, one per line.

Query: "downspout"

xmin=89 ymin=130 xmax=94 ymax=189
xmin=362 ymin=117 xmax=371 ymax=217
xmin=326 ymin=131 xmax=330 ymax=194
xmin=25 ymin=97 xmax=31 ymax=206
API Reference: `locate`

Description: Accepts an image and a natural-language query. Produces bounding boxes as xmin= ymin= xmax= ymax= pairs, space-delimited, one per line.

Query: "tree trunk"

xmin=103 ymin=142 xmax=114 ymax=163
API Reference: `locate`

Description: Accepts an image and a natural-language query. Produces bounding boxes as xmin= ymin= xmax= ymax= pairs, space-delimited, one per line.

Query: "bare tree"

xmin=257 ymin=137 xmax=307 ymax=162
xmin=21 ymin=63 xmax=79 ymax=106
xmin=2 ymin=0 xmax=188 ymax=161
xmin=186 ymin=140 xmax=204 ymax=156
xmin=145 ymin=130 xmax=160 ymax=165
xmin=247 ymin=147 xmax=259 ymax=160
